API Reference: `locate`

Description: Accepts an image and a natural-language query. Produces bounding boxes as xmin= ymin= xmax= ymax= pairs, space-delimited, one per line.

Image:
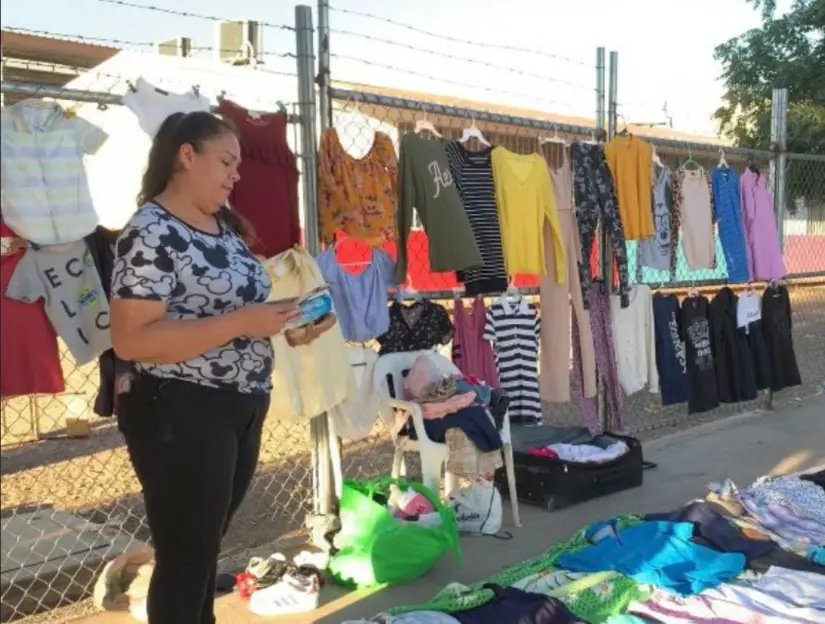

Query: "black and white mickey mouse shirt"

xmin=111 ymin=202 xmax=274 ymax=394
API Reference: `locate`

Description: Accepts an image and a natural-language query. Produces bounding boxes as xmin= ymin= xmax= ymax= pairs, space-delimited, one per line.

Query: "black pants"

xmin=117 ymin=375 xmax=269 ymax=624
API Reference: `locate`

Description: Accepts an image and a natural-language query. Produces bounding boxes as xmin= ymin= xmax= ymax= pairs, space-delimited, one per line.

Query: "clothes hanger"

xmin=458 ymin=117 xmax=491 ymax=147
xmin=395 ymin=273 xmax=422 ymax=304
xmin=414 ymin=109 xmax=442 ymax=138
xmin=652 ymin=147 xmax=665 ymax=169
xmin=687 ymin=278 xmax=699 ymax=298
xmin=718 ymin=148 xmax=729 ymax=170
xmin=580 ymin=130 xmax=599 ymax=145
xmin=538 ymin=128 xmax=567 ymax=147
xmin=680 ymin=148 xmax=701 ymax=171
xmin=616 ymin=113 xmax=630 ymax=137
xmin=451 ymin=286 xmax=465 ymax=299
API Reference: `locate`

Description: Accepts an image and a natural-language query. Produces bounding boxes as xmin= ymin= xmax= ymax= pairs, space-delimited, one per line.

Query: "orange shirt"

xmin=318 ymin=128 xmax=398 ymax=246
xmin=604 ymin=136 xmax=655 ymax=240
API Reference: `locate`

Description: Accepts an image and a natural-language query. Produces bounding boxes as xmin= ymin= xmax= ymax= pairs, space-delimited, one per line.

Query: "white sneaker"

xmin=293 ymin=550 xmax=329 ymax=570
xmin=248 ymin=573 xmax=320 ymax=616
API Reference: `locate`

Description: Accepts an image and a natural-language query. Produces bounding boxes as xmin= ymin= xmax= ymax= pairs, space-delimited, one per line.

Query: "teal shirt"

xmin=396 ymin=133 xmax=482 ymax=283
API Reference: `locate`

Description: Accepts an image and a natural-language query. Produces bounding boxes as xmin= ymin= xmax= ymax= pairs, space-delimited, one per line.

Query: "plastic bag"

xmin=447 ymin=478 xmax=502 ymax=535
xmin=329 ymin=477 xmax=461 ymax=587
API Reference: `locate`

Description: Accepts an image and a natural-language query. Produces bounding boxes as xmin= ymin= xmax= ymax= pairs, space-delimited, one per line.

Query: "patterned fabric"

xmin=570 ymin=141 xmax=630 ymax=309
xmin=514 ymin=569 xmax=651 ymax=623
xmin=377 ymin=300 xmax=454 ymax=356
xmin=744 ymin=475 xmax=825 ymax=538
xmin=1 ymin=100 xmax=107 ymax=245
xmin=388 ymin=514 xmax=643 ymax=616
xmin=318 ymin=128 xmax=398 ymax=246
xmin=111 ymin=203 xmax=274 ymax=394
xmin=571 ymin=283 xmax=626 ymax=433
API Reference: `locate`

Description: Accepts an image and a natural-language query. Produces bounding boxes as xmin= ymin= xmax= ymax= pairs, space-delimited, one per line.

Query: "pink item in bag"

xmin=392 ymin=490 xmax=435 ymax=519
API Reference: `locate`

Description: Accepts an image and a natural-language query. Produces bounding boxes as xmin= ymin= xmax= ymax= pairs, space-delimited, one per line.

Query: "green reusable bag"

xmin=328 ymin=476 xmax=462 ymax=587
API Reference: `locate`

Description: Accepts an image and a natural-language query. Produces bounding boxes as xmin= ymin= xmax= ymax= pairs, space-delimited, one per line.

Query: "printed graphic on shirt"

xmin=111 ymin=203 xmax=274 ymax=394
xmin=427 ymin=160 xmax=454 ymax=199
xmin=5 ymin=240 xmax=111 ymax=366
xmin=668 ymin=316 xmax=688 ymax=374
xmin=686 ymin=318 xmax=713 ymax=372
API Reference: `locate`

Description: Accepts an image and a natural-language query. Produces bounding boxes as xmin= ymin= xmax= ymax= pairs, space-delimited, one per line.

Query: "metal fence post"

xmin=596 ymin=48 xmax=606 ymax=136
xmin=598 ymin=50 xmax=618 ymax=432
xmin=317 ymin=0 xmax=332 ymax=134
xmin=295 ymin=5 xmax=333 ymax=536
xmin=771 ymin=87 xmax=789 ymax=251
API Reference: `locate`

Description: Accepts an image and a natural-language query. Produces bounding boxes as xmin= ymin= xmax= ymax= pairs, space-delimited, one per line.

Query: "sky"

xmin=2 ymin=0 xmax=776 ymax=136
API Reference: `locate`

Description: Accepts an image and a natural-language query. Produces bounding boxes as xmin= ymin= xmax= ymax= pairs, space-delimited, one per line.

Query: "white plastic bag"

xmin=447 ymin=478 xmax=502 ymax=536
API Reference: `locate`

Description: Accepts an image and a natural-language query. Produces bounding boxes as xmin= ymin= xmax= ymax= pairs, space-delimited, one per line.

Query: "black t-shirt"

xmin=680 ymin=295 xmax=719 ymax=414
xmin=377 ymin=300 xmax=454 ymax=355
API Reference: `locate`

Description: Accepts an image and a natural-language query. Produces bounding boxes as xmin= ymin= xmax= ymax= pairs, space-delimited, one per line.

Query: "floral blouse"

xmin=318 ymin=127 xmax=398 ymax=246
xmin=377 ymin=300 xmax=454 ymax=356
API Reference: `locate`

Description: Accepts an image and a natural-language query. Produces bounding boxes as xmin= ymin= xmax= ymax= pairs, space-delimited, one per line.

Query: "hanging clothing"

xmin=265 ymin=246 xmax=357 ymax=420
xmin=637 ymin=166 xmax=673 ymax=272
xmin=710 ymin=167 xmax=751 ymax=283
xmin=539 ymin=152 xmax=597 ymax=403
xmin=395 ymin=134 xmax=481 ymax=282
xmin=741 ymin=168 xmax=786 ymax=280
xmin=217 ymin=99 xmax=300 ymax=259
xmin=652 ymin=293 xmax=690 ymax=406
xmin=318 ymin=247 xmax=396 ymax=342
xmin=603 ymin=135 xmax=655 ymax=240
xmin=490 ymin=147 xmax=565 ymax=279
xmin=7 ymin=239 xmax=111 ymax=366
xmin=444 ymin=142 xmax=508 ymax=296
xmin=680 ymin=295 xmax=720 ymax=414
xmin=122 ymin=77 xmax=210 ymax=138
xmin=1 ymin=99 xmax=107 ymax=245
xmin=570 ymin=283 xmax=626 ymax=433
xmin=377 ymin=300 xmax=454 ymax=355
xmin=556 ymin=520 xmax=746 ymax=596
xmin=484 ymin=295 xmax=541 ymax=425
xmin=318 ymin=128 xmax=398 ymax=246
xmin=737 ymin=290 xmax=773 ymax=391
xmin=570 ymin=142 xmax=630 ymax=309
xmin=609 ymin=285 xmax=658 ymax=396
xmin=0 ymin=221 xmax=64 ymax=399
xmin=673 ymin=167 xmax=715 ymax=271
xmin=709 ymin=287 xmax=758 ymax=403
xmin=452 ymin=297 xmax=499 ymax=386
xmin=762 ymin=284 xmax=802 ymax=392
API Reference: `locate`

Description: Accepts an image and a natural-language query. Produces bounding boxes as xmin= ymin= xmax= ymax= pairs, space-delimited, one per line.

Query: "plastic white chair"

xmin=372 ymin=350 xmax=521 ymax=527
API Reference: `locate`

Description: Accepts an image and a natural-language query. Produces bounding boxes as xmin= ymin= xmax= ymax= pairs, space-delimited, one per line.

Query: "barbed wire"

xmin=331 ymin=54 xmax=581 ymax=112
xmin=94 ymin=0 xmax=295 ymax=30
xmin=1 ymin=26 xmax=297 ymax=59
xmin=330 ymin=28 xmax=595 ymax=92
xmin=327 ymin=4 xmax=593 ymax=68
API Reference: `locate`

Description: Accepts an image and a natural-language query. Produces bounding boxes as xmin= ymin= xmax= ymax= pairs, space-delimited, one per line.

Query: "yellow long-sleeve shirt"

xmin=491 ymin=147 xmax=565 ymax=282
xmin=604 ymin=136 xmax=655 ymax=240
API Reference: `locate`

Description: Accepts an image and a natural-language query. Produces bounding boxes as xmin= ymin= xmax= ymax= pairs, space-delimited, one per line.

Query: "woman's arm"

xmin=111 ymin=299 xmax=248 ymax=363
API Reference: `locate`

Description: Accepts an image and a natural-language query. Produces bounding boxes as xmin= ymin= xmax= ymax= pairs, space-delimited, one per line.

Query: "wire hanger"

xmin=395 ymin=273 xmax=422 ymax=303
xmin=617 ymin=113 xmax=630 ymax=137
xmin=538 ymin=127 xmax=567 ymax=147
xmin=580 ymin=130 xmax=599 ymax=145
xmin=458 ymin=116 xmax=491 ymax=147
xmin=414 ymin=107 xmax=442 ymax=138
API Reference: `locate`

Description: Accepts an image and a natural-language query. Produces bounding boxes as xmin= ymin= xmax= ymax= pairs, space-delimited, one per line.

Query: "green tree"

xmin=714 ymin=0 xmax=825 ymax=155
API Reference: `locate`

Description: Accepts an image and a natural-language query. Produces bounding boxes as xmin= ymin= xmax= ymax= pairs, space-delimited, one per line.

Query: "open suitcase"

xmin=494 ymin=425 xmax=644 ymax=511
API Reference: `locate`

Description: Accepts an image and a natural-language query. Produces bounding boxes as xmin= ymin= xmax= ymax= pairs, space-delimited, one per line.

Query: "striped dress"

xmin=444 ymin=141 xmax=508 ymax=296
xmin=484 ymin=295 xmax=542 ymax=425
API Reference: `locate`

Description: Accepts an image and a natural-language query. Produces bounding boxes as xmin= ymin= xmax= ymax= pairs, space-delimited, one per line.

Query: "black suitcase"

xmin=494 ymin=432 xmax=644 ymax=511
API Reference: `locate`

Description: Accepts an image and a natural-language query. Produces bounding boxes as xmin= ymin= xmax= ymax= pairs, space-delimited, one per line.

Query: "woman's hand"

xmin=236 ymin=301 xmax=298 ymax=338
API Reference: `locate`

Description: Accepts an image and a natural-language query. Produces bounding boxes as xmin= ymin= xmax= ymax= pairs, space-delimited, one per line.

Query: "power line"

xmin=331 ymin=54 xmax=581 ymax=111
xmin=331 ymin=28 xmax=594 ymax=92
xmin=94 ymin=0 xmax=295 ymax=30
xmin=327 ymin=4 xmax=593 ymax=68
xmin=0 ymin=26 xmax=296 ymax=59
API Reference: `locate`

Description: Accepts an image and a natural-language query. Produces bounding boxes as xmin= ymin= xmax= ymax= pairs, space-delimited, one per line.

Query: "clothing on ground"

xmin=556 ymin=520 xmax=746 ymax=596
xmin=452 ymin=585 xmax=586 ymax=624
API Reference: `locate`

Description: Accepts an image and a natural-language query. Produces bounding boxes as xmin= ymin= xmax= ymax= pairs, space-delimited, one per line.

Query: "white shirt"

xmin=610 ymin=284 xmax=659 ymax=395
xmin=123 ymin=78 xmax=211 ymax=138
xmin=1 ymin=100 xmax=107 ymax=245
xmin=737 ymin=291 xmax=762 ymax=329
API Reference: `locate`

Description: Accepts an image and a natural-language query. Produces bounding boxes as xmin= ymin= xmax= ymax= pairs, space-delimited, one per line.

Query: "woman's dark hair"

xmin=138 ymin=111 xmax=256 ymax=245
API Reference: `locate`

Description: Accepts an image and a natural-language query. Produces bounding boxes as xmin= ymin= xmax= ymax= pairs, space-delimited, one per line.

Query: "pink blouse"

xmin=452 ymin=298 xmax=499 ymax=386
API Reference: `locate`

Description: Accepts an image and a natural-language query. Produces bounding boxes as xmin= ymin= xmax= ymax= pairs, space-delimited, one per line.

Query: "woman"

xmin=110 ymin=111 xmax=296 ymax=624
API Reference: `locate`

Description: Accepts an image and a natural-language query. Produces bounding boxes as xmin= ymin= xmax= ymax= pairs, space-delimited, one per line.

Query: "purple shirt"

xmin=317 ymin=247 xmax=396 ymax=342
xmin=452 ymin=297 xmax=499 ymax=386
xmin=740 ymin=169 xmax=786 ymax=280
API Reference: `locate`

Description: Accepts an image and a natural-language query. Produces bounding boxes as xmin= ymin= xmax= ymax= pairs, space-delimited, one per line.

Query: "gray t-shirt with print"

xmin=6 ymin=240 xmax=112 ymax=365
xmin=638 ymin=166 xmax=674 ymax=272
xmin=111 ymin=203 xmax=274 ymax=394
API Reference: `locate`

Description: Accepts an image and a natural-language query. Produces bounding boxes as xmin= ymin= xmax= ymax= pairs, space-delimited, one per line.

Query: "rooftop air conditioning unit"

xmin=156 ymin=37 xmax=192 ymax=57
xmin=215 ymin=20 xmax=263 ymax=66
